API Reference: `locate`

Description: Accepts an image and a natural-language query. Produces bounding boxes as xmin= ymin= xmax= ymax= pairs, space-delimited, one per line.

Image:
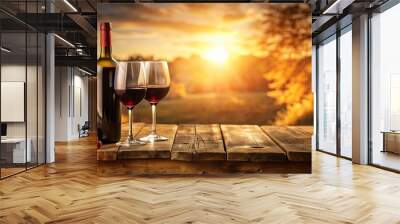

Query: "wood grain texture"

xmin=193 ymin=124 xmax=225 ymax=160
xmin=118 ymin=124 xmax=177 ymax=159
xmin=97 ymin=123 xmax=145 ymax=161
xmin=171 ymin=124 xmax=226 ymax=161
xmin=292 ymin=125 xmax=313 ymax=135
xmin=1 ymin=134 xmax=400 ymax=224
xmin=262 ymin=126 xmax=311 ymax=162
xmin=170 ymin=124 xmax=195 ymax=161
xmin=99 ymin=159 xmax=310 ymax=175
xmin=221 ymin=125 xmax=287 ymax=162
xmin=97 ymin=144 xmax=118 ymax=161
xmin=98 ymin=124 xmax=313 ymax=163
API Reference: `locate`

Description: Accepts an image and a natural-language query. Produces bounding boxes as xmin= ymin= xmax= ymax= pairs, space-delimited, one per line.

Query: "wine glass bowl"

xmin=114 ymin=61 xmax=147 ymax=146
xmin=140 ymin=61 xmax=171 ymax=142
xmin=145 ymin=86 xmax=170 ymax=105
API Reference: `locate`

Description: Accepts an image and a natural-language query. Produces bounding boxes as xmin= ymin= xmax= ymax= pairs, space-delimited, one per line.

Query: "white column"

xmin=46 ymin=33 xmax=55 ymax=163
xmin=352 ymin=14 xmax=369 ymax=164
xmin=45 ymin=0 xmax=55 ymax=163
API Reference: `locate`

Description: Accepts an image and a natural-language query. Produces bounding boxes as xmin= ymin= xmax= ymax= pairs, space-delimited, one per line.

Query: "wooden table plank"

xmin=171 ymin=124 xmax=226 ymax=161
xmin=261 ymin=126 xmax=312 ymax=162
xmin=221 ymin=125 xmax=287 ymax=162
xmin=97 ymin=144 xmax=119 ymax=161
xmin=192 ymin=124 xmax=225 ymax=160
xmin=171 ymin=125 xmax=195 ymax=161
xmin=118 ymin=124 xmax=177 ymax=159
xmin=97 ymin=122 xmax=146 ymax=161
xmin=287 ymin=126 xmax=313 ymax=137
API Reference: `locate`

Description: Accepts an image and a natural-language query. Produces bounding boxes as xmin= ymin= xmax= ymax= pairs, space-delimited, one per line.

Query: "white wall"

xmin=1 ymin=63 xmax=46 ymax=164
xmin=1 ymin=65 xmax=34 ymax=138
xmin=55 ymin=66 xmax=69 ymax=141
xmin=54 ymin=67 xmax=89 ymax=141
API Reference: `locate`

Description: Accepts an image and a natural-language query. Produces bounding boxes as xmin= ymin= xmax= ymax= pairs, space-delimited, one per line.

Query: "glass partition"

xmin=339 ymin=27 xmax=352 ymax=158
xmin=38 ymin=32 xmax=46 ymax=165
xmin=0 ymin=1 xmax=46 ymax=179
xmin=1 ymin=31 xmax=28 ymax=177
xmin=27 ymin=31 xmax=38 ymax=169
xmin=317 ymin=35 xmax=337 ymax=154
xmin=370 ymin=3 xmax=400 ymax=171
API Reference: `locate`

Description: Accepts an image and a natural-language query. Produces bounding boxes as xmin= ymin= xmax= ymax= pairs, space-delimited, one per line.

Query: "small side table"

xmin=1 ymin=138 xmax=32 ymax=164
xmin=381 ymin=131 xmax=400 ymax=154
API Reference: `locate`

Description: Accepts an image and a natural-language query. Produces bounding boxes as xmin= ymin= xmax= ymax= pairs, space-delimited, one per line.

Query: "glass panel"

xmin=0 ymin=1 xmax=46 ymax=178
xmin=27 ymin=31 xmax=38 ymax=169
xmin=317 ymin=36 xmax=337 ymax=154
xmin=1 ymin=31 xmax=27 ymax=177
xmin=38 ymin=32 xmax=45 ymax=165
xmin=371 ymin=4 xmax=400 ymax=171
xmin=339 ymin=28 xmax=352 ymax=158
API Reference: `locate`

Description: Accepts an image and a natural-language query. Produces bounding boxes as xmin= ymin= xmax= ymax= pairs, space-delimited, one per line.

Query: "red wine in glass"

xmin=140 ymin=61 xmax=171 ymax=142
xmin=114 ymin=61 xmax=147 ymax=146
xmin=115 ymin=87 xmax=146 ymax=108
xmin=145 ymin=86 xmax=170 ymax=104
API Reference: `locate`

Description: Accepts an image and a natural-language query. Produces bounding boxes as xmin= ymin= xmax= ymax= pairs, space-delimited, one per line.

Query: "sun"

xmin=202 ymin=45 xmax=229 ymax=64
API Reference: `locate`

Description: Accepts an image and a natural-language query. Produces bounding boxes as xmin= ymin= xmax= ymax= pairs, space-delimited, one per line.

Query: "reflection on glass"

xmin=339 ymin=28 xmax=352 ymax=158
xmin=27 ymin=31 xmax=38 ymax=169
xmin=371 ymin=4 xmax=400 ymax=171
xmin=38 ymin=33 xmax=46 ymax=165
xmin=1 ymin=31 xmax=27 ymax=177
xmin=0 ymin=1 xmax=46 ymax=178
xmin=317 ymin=36 xmax=337 ymax=154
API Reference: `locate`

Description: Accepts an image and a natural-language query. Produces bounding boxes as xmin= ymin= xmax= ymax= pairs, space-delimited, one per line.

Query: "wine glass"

xmin=140 ymin=61 xmax=171 ymax=142
xmin=114 ymin=61 xmax=147 ymax=146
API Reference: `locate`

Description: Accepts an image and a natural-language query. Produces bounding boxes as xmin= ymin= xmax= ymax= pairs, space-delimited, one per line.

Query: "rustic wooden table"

xmin=97 ymin=124 xmax=312 ymax=174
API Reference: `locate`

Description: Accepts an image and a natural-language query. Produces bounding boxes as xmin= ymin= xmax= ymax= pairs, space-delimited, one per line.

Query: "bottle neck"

xmin=100 ymin=47 xmax=111 ymax=58
xmin=100 ymin=29 xmax=112 ymax=58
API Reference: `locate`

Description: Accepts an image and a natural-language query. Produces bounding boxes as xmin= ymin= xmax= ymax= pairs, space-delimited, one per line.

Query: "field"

xmin=127 ymin=92 xmax=280 ymax=125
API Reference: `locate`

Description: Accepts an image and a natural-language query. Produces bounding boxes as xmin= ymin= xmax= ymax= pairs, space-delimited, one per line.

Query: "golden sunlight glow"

xmin=202 ymin=45 xmax=229 ymax=64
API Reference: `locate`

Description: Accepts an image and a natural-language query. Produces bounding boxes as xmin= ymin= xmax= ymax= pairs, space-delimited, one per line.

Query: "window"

xmin=317 ymin=35 xmax=337 ymax=154
xmin=370 ymin=2 xmax=400 ymax=171
xmin=339 ymin=27 xmax=352 ymax=158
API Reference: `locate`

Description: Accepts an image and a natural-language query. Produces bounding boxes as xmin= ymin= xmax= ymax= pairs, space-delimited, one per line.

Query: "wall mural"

xmin=97 ymin=3 xmax=312 ymax=126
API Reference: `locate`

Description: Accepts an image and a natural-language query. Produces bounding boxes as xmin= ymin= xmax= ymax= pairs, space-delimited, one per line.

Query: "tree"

xmin=260 ymin=4 xmax=313 ymax=125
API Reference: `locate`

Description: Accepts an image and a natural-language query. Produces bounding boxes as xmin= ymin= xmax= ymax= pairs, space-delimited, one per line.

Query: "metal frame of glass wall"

xmin=315 ymin=21 xmax=353 ymax=160
xmin=0 ymin=0 xmax=47 ymax=179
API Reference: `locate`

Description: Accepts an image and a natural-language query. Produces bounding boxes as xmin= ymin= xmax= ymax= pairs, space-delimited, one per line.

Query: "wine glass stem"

xmin=128 ymin=108 xmax=133 ymax=141
xmin=151 ymin=104 xmax=157 ymax=135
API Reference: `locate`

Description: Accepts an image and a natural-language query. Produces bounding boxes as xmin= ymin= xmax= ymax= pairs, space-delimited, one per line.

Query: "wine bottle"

xmin=97 ymin=22 xmax=121 ymax=144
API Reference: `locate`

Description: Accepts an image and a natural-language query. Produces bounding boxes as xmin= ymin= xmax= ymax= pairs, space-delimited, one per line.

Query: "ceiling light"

xmin=78 ymin=67 xmax=93 ymax=76
xmin=63 ymin=0 xmax=78 ymax=12
xmin=54 ymin=34 xmax=75 ymax=48
xmin=1 ymin=47 xmax=11 ymax=53
xmin=323 ymin=0 xmax=355 ymax=15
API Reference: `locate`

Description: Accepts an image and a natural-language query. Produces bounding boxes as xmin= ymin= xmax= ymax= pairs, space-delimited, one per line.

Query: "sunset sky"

xmin=97 ymin=3 xmax=312 ymax=125
xmin=98 ymin=3 xmax=272 ymax=62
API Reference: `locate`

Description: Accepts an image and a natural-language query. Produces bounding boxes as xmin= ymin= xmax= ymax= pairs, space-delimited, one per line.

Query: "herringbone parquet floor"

xmin=1 ymin=135 xmax=400 ymax=224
